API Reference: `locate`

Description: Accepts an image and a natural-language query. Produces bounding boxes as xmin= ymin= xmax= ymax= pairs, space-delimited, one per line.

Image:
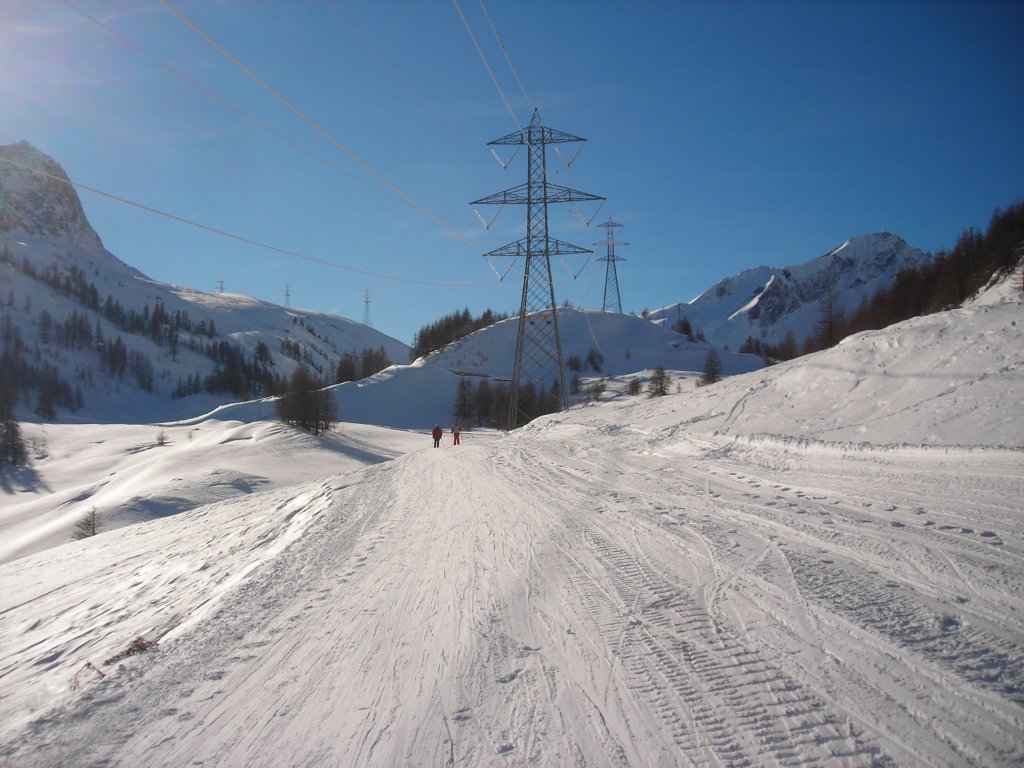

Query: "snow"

xmin=1 ymin=275 xmax=1022 ymax=765
xmin=651 ymin=232 xmax=932 ymax=350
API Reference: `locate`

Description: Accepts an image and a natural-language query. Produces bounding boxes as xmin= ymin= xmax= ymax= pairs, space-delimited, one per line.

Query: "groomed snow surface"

xmin=1 ymin=277 xmax=1022 ymax=766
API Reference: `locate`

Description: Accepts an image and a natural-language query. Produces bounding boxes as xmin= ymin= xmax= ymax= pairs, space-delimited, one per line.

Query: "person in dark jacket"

xmin=432 ymin=424 xmax=443 ymax=448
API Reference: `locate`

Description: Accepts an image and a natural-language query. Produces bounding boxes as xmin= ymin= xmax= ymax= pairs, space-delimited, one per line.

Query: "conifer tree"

xmin=473 ymin=378 xmax=492 ymax=425
xmin=277 ymin=364 xmax=336 ymax=436
xmin=453 ymin=377 xmax=473 ymax=422
xmin=0 ymin=367 xmax=27 ymax=469
xmin=648 ymin=366 xmax=670 ymax=396
xmin=698 ymin=349 xmax=722 ymax=387
xmin=814 ymin=282 xmax=846 ymax=350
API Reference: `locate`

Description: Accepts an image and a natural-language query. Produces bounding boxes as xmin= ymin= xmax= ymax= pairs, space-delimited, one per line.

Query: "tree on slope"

xmin=813 ymin=282 xmax=846 ymax=350
xmin=71 ymin=507 xmax=101 ymax=540
xmin=648 ymin=366 xmax=670 ymax=397
xmin=0 ymin=366 xmax=27 ymax=469
xmin=698 ymin=349 xmax=722 ymax=387
xmin=277 ymin=364 xmax=337 ymax=436
xmin=453 ymin=377 xmax=473 ymax=423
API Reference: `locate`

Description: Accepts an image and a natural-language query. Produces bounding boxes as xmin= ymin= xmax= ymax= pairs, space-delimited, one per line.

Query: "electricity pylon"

xmin=362 ymin=289 xmax=373 ymax=328
xmin=597 ymin=218 xmax=626 ymax=313
xmin=472 ymin=109 xmax=603 ymax=428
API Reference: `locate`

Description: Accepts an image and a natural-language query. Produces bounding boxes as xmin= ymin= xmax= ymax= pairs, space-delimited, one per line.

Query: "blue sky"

xmin=2 ymin=0 xmax=1022 ymax=345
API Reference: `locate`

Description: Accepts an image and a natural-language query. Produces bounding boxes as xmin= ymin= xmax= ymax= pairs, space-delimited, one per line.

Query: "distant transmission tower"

xmin=216 ymin=280 xmax=224 ymax=294
xmin=596 ymin=218 xmax=626 ymax=313
xmin=472 ymin=109 xmax=603 ymax=428
xmin=362 ymin=289 xmax=373 ymax=328
xmin=284 ymin=284 xmax=291 ymax=307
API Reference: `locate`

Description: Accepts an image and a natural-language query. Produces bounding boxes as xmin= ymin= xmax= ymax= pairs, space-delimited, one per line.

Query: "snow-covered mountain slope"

xmin=419 ymin=309 xmax=763 ymax=379
xmin=0 ymin=141 xmax=409 ymax=423
xmin=0 ymin=140 xmax=107 ymax=258
xmin=199 ymin=308 xmax=767 ymax=432
xmin=651 ymin=232 xmax=932 ymax=350
xmin=1 ymin=277 xmax=1021 ymax=766
xmin=3 ymin=140 xmax=766 ymax=428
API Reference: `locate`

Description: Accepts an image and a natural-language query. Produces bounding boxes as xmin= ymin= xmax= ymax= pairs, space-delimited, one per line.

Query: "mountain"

xmin=198 ymin=309 xmax=766 ymax=431
xmin=650 ymin=232 xmax=932 ymax=351
xmin=2 ymin=141 xmax=769 ymax=428
xmin=0 ymin=140 xmax=106 ymax=255
xmin=0 ymin=141 xmax=410 ymax=423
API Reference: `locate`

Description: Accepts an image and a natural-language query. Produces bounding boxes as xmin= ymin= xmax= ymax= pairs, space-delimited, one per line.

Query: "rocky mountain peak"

xmin=0 ymin=141 xmax=104 ymax=253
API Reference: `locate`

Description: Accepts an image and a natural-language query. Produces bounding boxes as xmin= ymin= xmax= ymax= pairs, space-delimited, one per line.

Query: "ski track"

xmin=2 ymin=428 xmax=1023 ymax=767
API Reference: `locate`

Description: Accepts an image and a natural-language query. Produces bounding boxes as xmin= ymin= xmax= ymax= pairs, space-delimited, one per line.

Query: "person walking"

xmin=432 ymin=424 xmax=443 ymax=448
xmin=452 ymin=420 xmax=461 ymax=446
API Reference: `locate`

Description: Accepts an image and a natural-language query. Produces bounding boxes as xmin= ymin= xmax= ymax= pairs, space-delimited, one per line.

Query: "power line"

xmin=323 ymin=0 xmax=483 ymax=157
xmin=451 ymin=0 xmax=528 ymax=141
xmin=0 ymin=155 xmax=493 ymax=289
xmin=477 ymin=0 xmax=534 ymax=111
xmin=59 ymin=0 xmax=396 ymax=203
xmin=158 ymin=0 xmax=486 ymax=256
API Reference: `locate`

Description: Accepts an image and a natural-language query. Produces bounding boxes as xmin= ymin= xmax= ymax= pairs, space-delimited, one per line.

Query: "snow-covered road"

xmin=4 ymin=421 xmax=1021 ymax=766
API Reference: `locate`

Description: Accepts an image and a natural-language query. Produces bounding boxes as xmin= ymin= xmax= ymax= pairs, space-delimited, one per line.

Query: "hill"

xmin=0 ymin=141 xmax=409 ymax=424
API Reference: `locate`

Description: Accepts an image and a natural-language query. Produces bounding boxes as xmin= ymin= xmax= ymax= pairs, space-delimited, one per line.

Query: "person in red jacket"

xmin=432 ymin=424 xmax=443 ymax=448
xmin=452 ymin=420 xmax=461 ymax=445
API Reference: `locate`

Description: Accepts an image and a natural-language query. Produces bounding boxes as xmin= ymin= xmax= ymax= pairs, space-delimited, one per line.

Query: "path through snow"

xmin=3 ymin=423 xmax=1022 ymax=766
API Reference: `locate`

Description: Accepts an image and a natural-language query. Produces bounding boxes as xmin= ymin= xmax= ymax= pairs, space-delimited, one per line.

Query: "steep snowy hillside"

xmin=0 ymin=274 xmax=1021 ymax=767
xmin=0 ymin=141 xmax=409 ymax=424
xmin=651 ymin=232 xmax=931 ymax=350
xmin=0 ymin=140 xmax=107 ymax=257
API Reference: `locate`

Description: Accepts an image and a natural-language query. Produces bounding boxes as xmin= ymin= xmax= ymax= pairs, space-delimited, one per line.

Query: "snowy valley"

xmin=1 ymin=266 xmax=1022 ymax=765
xmin=2 ymin=140 xmax=1023 ymax=766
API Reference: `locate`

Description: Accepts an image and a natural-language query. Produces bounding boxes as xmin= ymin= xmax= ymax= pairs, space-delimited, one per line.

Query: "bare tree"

xmin=72 ymin=507 xmax=101 ymax=540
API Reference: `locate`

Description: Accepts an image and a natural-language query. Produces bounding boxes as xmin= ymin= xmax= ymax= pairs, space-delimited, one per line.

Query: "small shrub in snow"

xmin=105 ymin=636 xmax=159 ymax=665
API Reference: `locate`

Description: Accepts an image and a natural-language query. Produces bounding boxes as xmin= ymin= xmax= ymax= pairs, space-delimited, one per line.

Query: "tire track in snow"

xmin=585 ymin=516 xmax=881 ymax=767
xmin=502 ymin=436 xmax=886 ymax=767
xmin=655 ymin=436 xmax=1024 ymax=766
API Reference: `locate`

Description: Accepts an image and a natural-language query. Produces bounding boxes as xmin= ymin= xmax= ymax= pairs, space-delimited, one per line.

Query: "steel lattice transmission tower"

xmin=597 ymin=218 xmax=626 ymax=313
xmin=472 ymin=110 xmax=603 ymax=428
xmin=362 ymin=289 xmax=373 ymax=328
